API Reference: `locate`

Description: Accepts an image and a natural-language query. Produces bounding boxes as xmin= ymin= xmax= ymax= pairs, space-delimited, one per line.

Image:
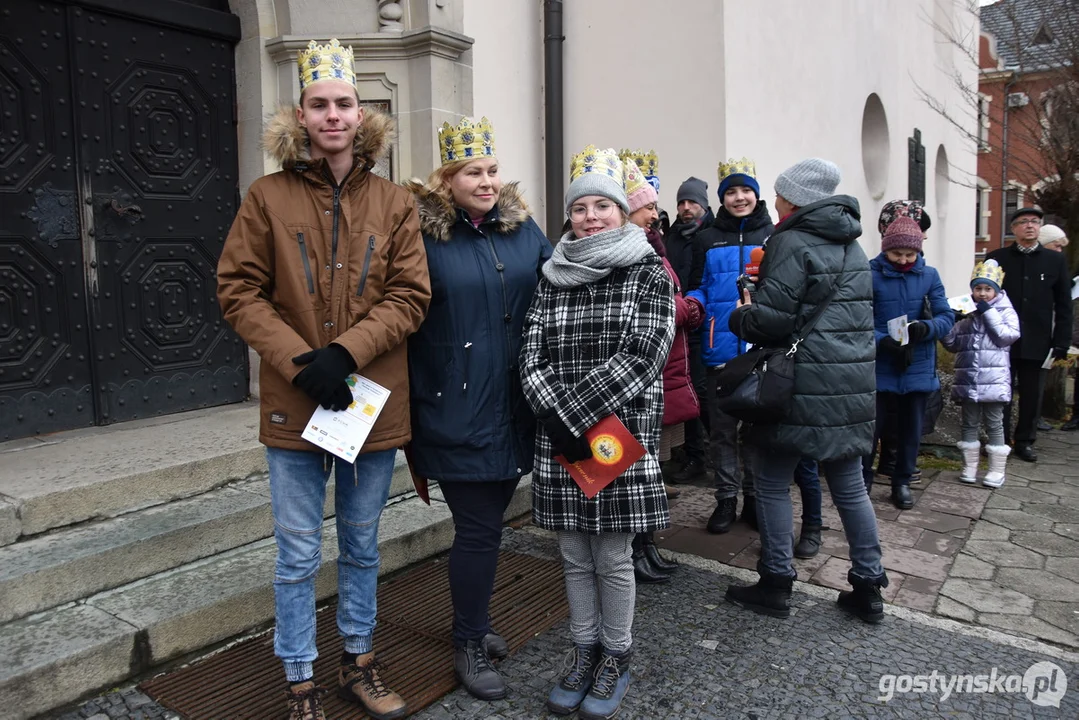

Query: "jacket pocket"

xmin=356 ymin=235 xmax=376 ymax=296
xmin=296 ymin=232 xmax=314 ymax=294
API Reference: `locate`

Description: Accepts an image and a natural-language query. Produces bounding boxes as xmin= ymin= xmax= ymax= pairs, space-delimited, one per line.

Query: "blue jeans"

xmin=756 ymin=452 xmax=884 ymax=583
xmin=793 ymin=458 xmax=822 ymax=527
xmin=267 ymin=447 xmax=397 ymax=682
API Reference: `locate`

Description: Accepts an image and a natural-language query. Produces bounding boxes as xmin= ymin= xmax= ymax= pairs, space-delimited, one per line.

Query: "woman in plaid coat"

xmin=520 ymin=146 xmax=674 ymax=720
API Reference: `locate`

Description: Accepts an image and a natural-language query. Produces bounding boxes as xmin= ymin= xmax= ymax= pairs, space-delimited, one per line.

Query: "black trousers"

xmin=1005 ymin=359 xmax=1048 ymax=447
xmin=439 ymin=477 xmax=520 ymax=646
xmin=863 ymin=392 xmax=928 ymax=490
xmin=682 ymin=339 xmax=710 ymax=463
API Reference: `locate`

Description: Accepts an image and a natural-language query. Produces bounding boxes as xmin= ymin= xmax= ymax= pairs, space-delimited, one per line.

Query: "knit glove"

xmin=878 ymin=336 xmax=904 ymax=355
xmin=879 ymin=337 xmax=913 ymax=372
xmin=684 ymin=296 xmax=704 ymax=330
xmin=907 ymin=321 xmax=930 ymax=344
xmin=292 ymin=344 xmax=357 ymax=411
xmin=975 ymin=301 xmax=992 ymax=314
xmin=540 ymin=411 xmax=593 ymax=463
xmin=1053 ymin=347 xmax=1069 ymax=360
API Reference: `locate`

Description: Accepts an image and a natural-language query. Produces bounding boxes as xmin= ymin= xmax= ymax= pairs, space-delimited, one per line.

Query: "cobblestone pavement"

xmin=60 ymin=431 xmax=1079 ymax=719
xmin=657 ymin=428 xmax=1079 ymax=651
xmin=62 ymin=527 xmax=1078 ymax=719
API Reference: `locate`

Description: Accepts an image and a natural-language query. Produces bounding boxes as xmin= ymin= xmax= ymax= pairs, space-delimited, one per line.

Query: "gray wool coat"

xmin=729 ymin=195 xmax=876 ymax=461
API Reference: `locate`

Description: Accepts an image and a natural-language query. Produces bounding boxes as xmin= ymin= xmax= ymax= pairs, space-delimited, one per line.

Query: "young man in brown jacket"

xmin=217 ymin=39 xmax=430 ymax=720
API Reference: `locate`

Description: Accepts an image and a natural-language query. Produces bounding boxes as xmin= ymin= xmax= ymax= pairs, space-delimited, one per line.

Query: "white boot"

xmin=983 ymin=445 xmax=1010 ymax=488
xmin=956 ymin=441 xmax=981 ymax=484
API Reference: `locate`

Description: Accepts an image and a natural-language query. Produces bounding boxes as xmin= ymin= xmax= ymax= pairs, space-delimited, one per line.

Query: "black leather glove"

xmin=541 ymin=411 xmax=593 ymax=463
xmin=292 ymin=344 xmax=357 ymax=411
xmin=975 ymin=301 xmax=991 ymax=314
xmin=1053 ymin=347 xmax=1069 ymax=360
xmin=907 ymin=320 xmax=930 ymax=343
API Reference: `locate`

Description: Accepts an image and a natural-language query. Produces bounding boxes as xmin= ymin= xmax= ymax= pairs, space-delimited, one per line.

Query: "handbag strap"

xmin=788 ymin=245 xmax=849 ymax=355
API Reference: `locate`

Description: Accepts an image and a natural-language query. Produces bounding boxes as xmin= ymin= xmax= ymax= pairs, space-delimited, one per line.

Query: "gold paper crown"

xmin=717 ymin=157 xmax=757 ymax=183
xmin=569 ymin=145 xmax=624 ymax=185
xmin=971 ymin=258 xmax=1005 ymax=288
xmin=438 ymin=117 xmax=496 ymax=165
xmin=619 ymin=149 xmax=659 ymax=180
xmin=297 ymin=39 xmax=356 ymax=92
xmin=622 ymin=154 xmax=648 ymax=197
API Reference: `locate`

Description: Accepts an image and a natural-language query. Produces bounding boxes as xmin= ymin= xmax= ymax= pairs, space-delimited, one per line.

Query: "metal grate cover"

xmin=141 ymin=552 xmax=568 ymax=719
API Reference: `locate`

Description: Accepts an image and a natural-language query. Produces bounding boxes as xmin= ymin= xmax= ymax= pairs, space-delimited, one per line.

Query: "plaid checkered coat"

xmin=520 ymin=256 xmax=675 ymax=534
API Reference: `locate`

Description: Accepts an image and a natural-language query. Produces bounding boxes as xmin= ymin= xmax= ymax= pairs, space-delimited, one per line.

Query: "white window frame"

xmin=976 ymin=178 xmax=991 ymax=239
xmin=1003 ymin=182 xmax=1026 ymax=237
xmin=978 ymin=94 xmax=992 ymax=152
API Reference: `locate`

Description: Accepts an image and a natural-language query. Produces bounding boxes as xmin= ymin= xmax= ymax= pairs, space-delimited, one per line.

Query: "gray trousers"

xmin=557 ymin=532 xmax=635 ymax=653
xmin=961 ymin=401 xmax=1006 ymax=445
xmin=708 ymin=371 xmax=758 ymax=501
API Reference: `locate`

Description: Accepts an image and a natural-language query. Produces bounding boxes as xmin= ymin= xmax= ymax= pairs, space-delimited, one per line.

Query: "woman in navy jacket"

xmin=405 ymin=117 xmax=551 ymax=701
xmin=864 ymin=217 xmax=953 ymax=509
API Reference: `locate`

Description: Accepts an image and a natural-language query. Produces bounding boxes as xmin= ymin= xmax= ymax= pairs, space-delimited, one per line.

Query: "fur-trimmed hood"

xmin=262 ymin=104 xmax=395 ymax=172
xmin=402 ymin=179 xmax=531 ymax=242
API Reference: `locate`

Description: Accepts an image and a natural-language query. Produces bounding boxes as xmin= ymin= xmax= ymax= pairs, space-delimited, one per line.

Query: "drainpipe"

xmin=543 ymin=0 xmax=565 ymax=242
xmin=999 ymin=74 xmax=1016 ymax=249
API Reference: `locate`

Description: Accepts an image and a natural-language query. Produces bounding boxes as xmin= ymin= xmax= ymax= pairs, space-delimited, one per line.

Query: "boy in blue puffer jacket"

xmin=686 ymin=158 xmax=772 ymax=534
xmin=864 ymin=216 xmax=954 ymax=509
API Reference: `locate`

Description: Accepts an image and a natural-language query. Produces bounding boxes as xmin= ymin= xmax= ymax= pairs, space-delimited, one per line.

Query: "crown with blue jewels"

xmin=297 ymin=39 xmax=356 ymax=92
xmin=438 ymin=116 xmax=496 ymax=165
xmin=717 ymin=157 xmax=757 ymax=183
xmin=569 ymin=145 xmax=624 ymax=185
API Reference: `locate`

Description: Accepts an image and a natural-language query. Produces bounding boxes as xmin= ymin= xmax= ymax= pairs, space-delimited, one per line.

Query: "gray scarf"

xmin=542 ymin=223 xmax=656 ymax=288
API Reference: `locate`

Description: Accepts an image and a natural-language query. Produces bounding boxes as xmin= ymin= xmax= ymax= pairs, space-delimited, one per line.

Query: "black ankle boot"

xmin=454 ymin=638 xmax=505 ymax=700
xmin=706 ymin=497 xmax=738 ymax=534
xmin=837 ymin=571 xmax=889 ymax=624
xmin=891 ymin=484 xmax=913 ymax=510
xmin=641 ymin=531 xmax=678 ymax=573
xmin=724 ymin=572 xmax=794 ymax=618
xmin=794 ymin=524 xmax=822 ymax=559
xmin=668 ymin=457 xmax=706 ymax=484
xmin=632 ymin=533 xmax=670 ymax=584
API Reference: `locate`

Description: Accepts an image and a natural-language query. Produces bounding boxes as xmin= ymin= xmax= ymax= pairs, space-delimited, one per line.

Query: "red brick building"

xmin=975 ymin=1 xmax=1070 ymax=255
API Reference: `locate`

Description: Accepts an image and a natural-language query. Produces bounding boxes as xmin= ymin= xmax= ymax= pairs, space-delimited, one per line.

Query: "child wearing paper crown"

xmin=942 ymin=260 xmax=1020 ymax=487
xmin=864 ymin=216 xmax=954 ymax=510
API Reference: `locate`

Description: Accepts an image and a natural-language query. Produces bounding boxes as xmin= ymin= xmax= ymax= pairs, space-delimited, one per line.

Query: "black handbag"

xmin=713 ymin=264 xmax=845 ymax=424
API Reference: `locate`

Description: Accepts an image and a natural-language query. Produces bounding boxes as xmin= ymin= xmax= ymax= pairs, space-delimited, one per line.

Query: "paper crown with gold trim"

xmin=717 ymin=157 xmax=761 ymax=199
xmin=569 ymin=145 xmax=624 ymax=184
xmin=971 ymin=258 xmax=1005 ymax=291
xmin=438 ymin=117 xmax=496 ymax=165
xmin=297 ymin=39 xmax=356 ymax=92
xmin=718 ymin=157 xmax=757 ymax=182
xmin=619 ymin=148 xmax=659 ymax=181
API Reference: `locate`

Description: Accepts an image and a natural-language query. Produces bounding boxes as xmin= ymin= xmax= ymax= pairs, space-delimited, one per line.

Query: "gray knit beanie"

xmin=564 ymin=173 xmax=630 ymax=216
xmin=774 ymin=158 xmax=841 ymax=208
xmin=676 ymin=176 xmax=709 ymax=208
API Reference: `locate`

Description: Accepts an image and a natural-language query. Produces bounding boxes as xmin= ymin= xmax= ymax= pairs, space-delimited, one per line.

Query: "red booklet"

xmin=556 ymin=415 xmax=646 ymax=499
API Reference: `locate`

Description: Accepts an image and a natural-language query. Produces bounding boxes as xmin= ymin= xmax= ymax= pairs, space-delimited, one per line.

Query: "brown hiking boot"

xmin=338 ymin=653 xmax=408 ymax=720
xmin=286 ymin=682 xmax=326 ymax=720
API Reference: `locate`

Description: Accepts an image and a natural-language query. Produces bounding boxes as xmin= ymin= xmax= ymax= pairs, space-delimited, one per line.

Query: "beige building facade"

xmin=232 ymin=0 xmax=978 ymax=294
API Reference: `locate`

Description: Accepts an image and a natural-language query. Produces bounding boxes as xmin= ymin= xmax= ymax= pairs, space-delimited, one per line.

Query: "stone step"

xmin=0 ymin=479 xmax=532 ymax=720
xmin=0 ymin=402 xmax=419 ymax=544
xmin=0 ymin=458 xmax=415 ymax=624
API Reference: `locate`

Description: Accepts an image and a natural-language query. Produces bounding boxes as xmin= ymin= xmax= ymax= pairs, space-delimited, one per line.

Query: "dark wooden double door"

xmin=1 ymin=0 xmax=248 ymax=441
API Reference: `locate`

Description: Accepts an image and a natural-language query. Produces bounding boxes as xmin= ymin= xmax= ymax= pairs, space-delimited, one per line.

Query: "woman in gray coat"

xmin=723 ymin=159 xmax=888 ymax=624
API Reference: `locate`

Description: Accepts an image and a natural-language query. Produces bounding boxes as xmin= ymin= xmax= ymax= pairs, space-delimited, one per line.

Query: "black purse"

xmin=713 ymin=260 xmax=845 ymax=424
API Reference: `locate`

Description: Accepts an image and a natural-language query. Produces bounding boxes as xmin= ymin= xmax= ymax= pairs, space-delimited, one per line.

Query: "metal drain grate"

xmin=141 ymin=552 xmax=568 ymax=719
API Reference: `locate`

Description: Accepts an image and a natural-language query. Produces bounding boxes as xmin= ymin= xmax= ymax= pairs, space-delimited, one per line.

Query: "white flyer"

xmin=301 ymin=374 xmax=390 ymax=462
xmin=1042 ymin=349 xmax=1056 ymax=370
xmin=887 ymin=314 xmax=910 ymax=346
xmin=948 ymin=294 xmax=977 ymax=315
